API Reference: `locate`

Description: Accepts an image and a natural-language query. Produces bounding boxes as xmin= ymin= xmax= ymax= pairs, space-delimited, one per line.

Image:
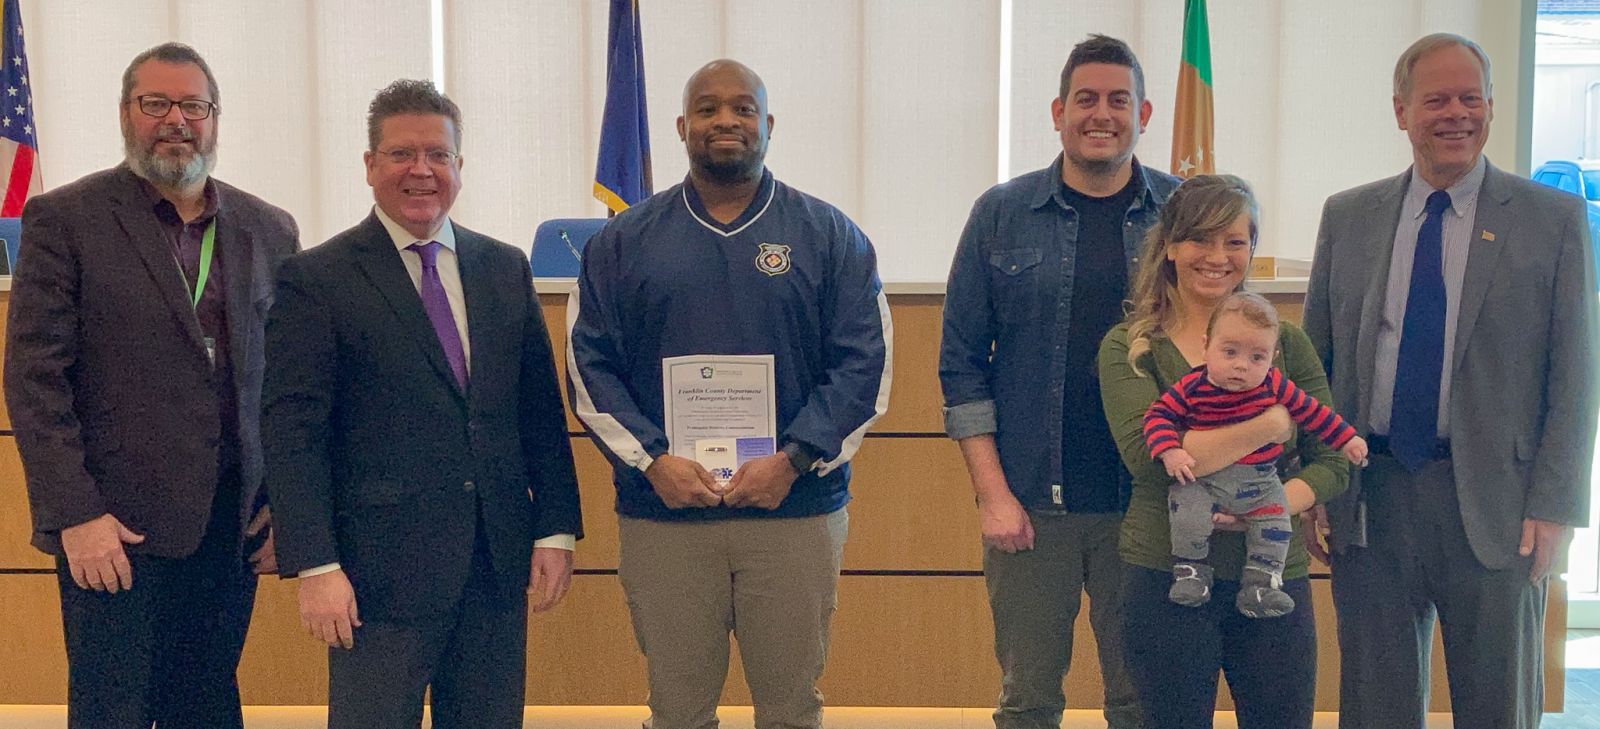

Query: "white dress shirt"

xmin=376 ymin=206 xmax=472 ymax=372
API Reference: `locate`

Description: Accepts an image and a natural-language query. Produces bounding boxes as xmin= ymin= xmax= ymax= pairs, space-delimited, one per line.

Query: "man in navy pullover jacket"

xmin=566 ymin=59 xmax=890 ymax=729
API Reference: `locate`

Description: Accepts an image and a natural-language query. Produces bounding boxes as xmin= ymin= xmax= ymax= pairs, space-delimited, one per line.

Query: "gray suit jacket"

xmin=1304 ymin=160 xmax=1599 ymax=569
xmin=5 ymin=165 xmax=299 ymax=558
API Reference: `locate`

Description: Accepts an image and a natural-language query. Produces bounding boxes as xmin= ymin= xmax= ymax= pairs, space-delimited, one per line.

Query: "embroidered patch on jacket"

xmin=755 ymin=243 xmax=792 ymax=276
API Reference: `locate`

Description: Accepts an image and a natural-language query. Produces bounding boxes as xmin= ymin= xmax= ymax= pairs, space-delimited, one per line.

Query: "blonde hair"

xmin=1394 ymin=33 xmax=1491 ymax=101
xmin=1205 ymin=291 xmax=1279 ymax=338
xmin=1124 ymin=174 xmax=1260 ymax=373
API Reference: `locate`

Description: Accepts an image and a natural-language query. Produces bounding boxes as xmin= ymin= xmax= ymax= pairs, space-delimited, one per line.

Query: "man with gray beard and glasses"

xmin=4 ymin=42 xmax=298 ymax=728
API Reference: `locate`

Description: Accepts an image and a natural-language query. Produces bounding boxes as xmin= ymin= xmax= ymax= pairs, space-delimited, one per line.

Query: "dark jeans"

xmin=1120 ymin=563 xmax=1317 ymax=729
xmin=56 ymin=480 xmax=256 ymax=729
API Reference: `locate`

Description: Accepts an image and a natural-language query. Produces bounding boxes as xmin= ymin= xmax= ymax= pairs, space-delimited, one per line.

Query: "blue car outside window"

xmin=1582 ymin=170 xmax=1600 ymax=201
xmin=1531 ymin=164 xmax=1600 ymax=290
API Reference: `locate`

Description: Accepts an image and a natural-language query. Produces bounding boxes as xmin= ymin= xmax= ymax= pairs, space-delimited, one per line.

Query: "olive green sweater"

xmin=1097 ymin=320 xmax=1351 ymax=580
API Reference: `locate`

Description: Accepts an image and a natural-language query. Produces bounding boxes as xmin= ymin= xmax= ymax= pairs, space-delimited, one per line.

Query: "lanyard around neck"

xmin=182 ymin=220 xmax=217 ymax=309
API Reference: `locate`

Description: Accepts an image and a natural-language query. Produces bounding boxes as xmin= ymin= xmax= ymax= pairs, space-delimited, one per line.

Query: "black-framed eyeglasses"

xmin=132 ymin=95 xmax=217 ymax=121
xmin=376 ymin=148 xmax=461 ymax=167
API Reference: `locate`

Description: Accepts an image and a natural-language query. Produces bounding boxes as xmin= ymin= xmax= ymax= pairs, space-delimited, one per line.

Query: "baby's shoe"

xmin=1236 ymin=568 xmax=1295 ymax=618
xmin=1168 ymin=562 xmax=1214 ymax=607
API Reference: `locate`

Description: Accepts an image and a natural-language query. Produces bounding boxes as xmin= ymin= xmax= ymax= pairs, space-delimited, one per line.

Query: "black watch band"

xmin=781 ymin=441 xmax=818 ymax=476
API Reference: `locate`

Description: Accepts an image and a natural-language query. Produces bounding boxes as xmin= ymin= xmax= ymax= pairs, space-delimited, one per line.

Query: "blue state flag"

xmin=593 ymin=0 xmax=651 ymax=214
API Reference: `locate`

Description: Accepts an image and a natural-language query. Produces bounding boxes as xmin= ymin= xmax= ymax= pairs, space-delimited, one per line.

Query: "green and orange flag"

xmin=1171 ymin=0 xmax=1213 ymax=179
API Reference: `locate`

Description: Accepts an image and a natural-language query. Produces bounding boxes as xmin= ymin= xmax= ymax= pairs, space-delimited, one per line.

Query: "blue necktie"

xmin=1390 ymin=190 xmax=1451 ymax=472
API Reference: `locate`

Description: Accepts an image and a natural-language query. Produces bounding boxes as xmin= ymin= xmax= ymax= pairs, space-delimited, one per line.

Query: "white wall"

xmin=1005 ymin=0 xmax=1532 ymax=263
xmin=16 ymin=0 xmax=1535 ymax=282
xmin=1532 ymin=63 xmax=1600 ymax=166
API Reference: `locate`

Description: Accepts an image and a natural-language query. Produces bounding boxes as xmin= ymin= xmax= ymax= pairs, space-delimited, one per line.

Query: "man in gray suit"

xmin=1304 ymin=33 xmax=1599 ymax=729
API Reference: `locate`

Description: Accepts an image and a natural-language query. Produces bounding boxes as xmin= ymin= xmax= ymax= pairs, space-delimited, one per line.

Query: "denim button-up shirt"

xmin=939 ymin=156 xmax=1180 ymax=512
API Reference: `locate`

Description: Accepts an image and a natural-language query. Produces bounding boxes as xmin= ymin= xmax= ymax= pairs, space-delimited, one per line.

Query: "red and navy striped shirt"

xmin=1143 ymin=366 xmax=1355 ymax=464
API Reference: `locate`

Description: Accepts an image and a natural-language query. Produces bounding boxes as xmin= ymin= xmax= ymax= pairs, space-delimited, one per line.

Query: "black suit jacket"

xmin=263 ymin=213 xmax=582 ymax=620
xmin=5 ymin=164 xmax=299 ymax=558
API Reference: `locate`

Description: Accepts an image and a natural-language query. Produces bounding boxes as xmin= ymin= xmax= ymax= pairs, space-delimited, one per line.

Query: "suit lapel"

xmin=109 ymin=168 xmax=208 ymax=359
xmin=1452 ymin=163 xmax=1512 ymax=378
xmin=350 ymin=214 xmax=466 ymax=403
xmin=455 ymin=230 xmax=491 ymax=410
xmin=216 ymin=192 xmax=259 ymax=394
xmin=1353 ymin=171 xmax=1410 ymax=431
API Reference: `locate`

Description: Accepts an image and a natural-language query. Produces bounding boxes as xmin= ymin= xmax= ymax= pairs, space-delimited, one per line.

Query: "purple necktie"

xmin=407 ymin=241 xmax=468 ymax=390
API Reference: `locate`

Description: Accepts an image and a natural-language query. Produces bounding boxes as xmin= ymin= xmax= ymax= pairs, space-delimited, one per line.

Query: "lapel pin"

xmin=1481 ymin=230 xmax=1495 ymax=241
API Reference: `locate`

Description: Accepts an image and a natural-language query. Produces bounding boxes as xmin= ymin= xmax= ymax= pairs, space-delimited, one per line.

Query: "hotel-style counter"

xmin=0 ymin=281 xmax=1565 ymax=711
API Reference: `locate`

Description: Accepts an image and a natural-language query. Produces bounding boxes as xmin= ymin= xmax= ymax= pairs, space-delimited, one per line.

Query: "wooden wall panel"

xmin=0 ymin=293 xmax=9 ymax=429
xmin=185 ymin=573 xmax=1006 ymax=707
xmin=0 ymin=574 xmax=67 ymax=704
xmin=1265 ymin=292 xmax=1304 ymax=325
xmin=537 ymin=293 xmax=582 ymax=434
xmin=822 ymin=576 xmax=997 ymax=706
xmin=570 ymin=439 xmax=620 ymax=571
xmin=539 ymin=292 xmax=947 ymax=438
xmin=526 ymin=575 xmax=650 ymax=705
xmin=237 ymin=577 xmax=329 ymax=705
xmin=840 ymin=437 xmax=980 ymax=572
xmin=1550 ymin=580 xmax=1569 ymax=711
xmin=868 ymin=295 xmax=945 ymax=434
xmin=571 ymin=435 xmax=977 ymax=573
xmin=0 ymin=290 xmax=1300 ymax=439
xmin=0 ymin=543 xmax=1574 ymax=711
xmin=0 ymin=291 xmax=1572 ymax=714
xmin=0 ymin=436 xmax=49 ymax=569
xmin=530 ymin=575 xmax=1000 ymax=708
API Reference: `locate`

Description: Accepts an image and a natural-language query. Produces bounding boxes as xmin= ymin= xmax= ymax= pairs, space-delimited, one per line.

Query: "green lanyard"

xmin=182 ymin=220 xmax=217 ymax=309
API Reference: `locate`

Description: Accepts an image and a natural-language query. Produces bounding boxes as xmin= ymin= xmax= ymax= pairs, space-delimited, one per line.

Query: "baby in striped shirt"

xmin=1144 ymin=292 xmax=1367 ymax=618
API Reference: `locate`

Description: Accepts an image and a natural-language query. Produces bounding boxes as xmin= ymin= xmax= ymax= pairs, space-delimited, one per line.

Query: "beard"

xmin=123 ymin=120 xmax=216 ymax=189
xmin=1065 ymin=146 xmax=1132 ymax=179
xmin=691 ymin=142 xmax=766 ymax=185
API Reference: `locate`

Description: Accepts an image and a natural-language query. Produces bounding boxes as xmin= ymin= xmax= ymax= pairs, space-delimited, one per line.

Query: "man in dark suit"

xmin=263 ymin=79 xmax=582 ymax=729
xmin=1304 ymin=33 xmax=1599 ymax=729
xmin=4 ymin=43 xmax=298 ymax=728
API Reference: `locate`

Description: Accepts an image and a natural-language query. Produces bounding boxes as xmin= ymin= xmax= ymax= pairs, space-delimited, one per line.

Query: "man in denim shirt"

xmin=939 ymin=35 xmax=1178 ymax=729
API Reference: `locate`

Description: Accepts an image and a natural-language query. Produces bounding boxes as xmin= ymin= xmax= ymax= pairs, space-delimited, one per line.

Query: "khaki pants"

xmin=619 ymin=509 xmax=849 ymax=729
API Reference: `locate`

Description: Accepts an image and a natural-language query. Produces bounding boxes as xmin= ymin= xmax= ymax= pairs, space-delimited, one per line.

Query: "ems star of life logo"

xmin=755 ymin=243 xmax=792 ymax=276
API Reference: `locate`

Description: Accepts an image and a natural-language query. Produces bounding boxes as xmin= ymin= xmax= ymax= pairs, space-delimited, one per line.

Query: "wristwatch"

xmin=780 ymin=440 xmax=820 ymax=476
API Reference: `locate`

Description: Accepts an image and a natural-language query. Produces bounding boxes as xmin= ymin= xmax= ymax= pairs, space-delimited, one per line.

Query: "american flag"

xmin=0 ymin=0 xmax=38 ymax=216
